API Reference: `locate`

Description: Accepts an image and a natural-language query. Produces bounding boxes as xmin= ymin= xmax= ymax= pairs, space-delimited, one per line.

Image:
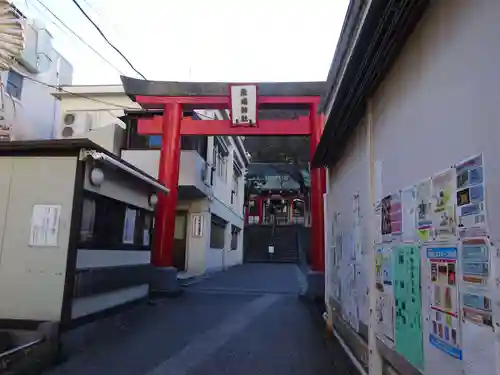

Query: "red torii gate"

xmin=121 ymin=76 xmax=325 ymax=273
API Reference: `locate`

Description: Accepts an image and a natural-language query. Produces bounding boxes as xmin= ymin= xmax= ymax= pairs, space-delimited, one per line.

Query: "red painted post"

xmin=153 ymin=103 xmax=182 ymax=268
xmin=257 ymin=196 xmax=263 ymax=224
xmin=309 ymin=104 xmax=325 ymax=272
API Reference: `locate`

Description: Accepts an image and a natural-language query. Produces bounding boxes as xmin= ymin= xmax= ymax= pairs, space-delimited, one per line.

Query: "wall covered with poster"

xmin=325 ymin=119 xmax=371 ymax=337
xmin=324 ymin=2 xmax=500 ymax=375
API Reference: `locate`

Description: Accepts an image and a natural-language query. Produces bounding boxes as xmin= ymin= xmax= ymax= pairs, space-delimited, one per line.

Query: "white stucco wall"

xmin=325 ymin=1 xmax=500 ymax=374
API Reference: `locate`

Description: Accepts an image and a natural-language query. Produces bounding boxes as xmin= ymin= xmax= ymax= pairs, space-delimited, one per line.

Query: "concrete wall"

xmin=0 ymin=156 xmax=77 ymax=321
xmin=324 ymin=1 xmax=500 ymax=374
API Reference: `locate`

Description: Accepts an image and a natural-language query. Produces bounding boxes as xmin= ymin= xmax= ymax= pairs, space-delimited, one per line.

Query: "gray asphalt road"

xmin=46 ymin=263 xmax=357 ymax=375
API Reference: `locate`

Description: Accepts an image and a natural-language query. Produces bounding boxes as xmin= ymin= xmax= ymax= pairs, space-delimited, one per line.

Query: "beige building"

xmin=0 ymin=139 xmax=167 ymax=327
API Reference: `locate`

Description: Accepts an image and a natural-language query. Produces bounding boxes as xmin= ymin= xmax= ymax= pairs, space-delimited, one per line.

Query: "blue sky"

xmin=14 ymin=0 xmax=349 ymax=85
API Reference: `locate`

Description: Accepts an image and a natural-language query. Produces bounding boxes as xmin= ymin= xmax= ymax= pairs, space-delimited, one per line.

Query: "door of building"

xmin=173 ymin=211 xmax=188 ymax=271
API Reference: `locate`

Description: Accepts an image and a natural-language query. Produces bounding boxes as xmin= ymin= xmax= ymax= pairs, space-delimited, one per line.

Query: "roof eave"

xmin=313 ymin=0 xmax=430 ymax=168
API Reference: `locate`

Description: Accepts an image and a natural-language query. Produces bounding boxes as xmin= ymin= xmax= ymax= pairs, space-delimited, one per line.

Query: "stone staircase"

xmin=244 ymin=225 xmax=308 ymax=263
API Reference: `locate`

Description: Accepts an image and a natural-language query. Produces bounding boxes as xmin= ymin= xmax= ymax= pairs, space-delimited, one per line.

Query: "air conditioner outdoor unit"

xmin=61 ymin=112 xmax=92 ymax=138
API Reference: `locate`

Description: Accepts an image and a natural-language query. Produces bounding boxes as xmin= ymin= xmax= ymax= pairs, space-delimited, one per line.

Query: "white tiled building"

xmin=1 ymin=12 xmax=72 ymax=141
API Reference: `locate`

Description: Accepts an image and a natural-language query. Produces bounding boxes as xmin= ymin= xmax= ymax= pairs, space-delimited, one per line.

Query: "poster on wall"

xmin=390 ymin=192 xmax=403 ymax=237
xmin=401 ymin=186 xmax=417 ymax=242
xmin=122 ymin=208 xmax=137 ymax=244
xmin=375 ymin=246 xmax=395 ymax=342
xmin=29 ymin=204 xmax=62 ymax=247
xmin=381 ymin=193 xmax=402 ymax=242
xmin=416 ymin=179 xmax=433 ymax=242
xmin=394 ymin=244 xmax=424 ymax=369
xmin=456 ymin=154 xmax=487 ymax=239
xmin=460 ymin=238 xmax=497 ymax=375
xmin=356 ymin=261 xmax=369 ymax=327
xmin=328 ymin=212 xmax=341 ymax=302
xmin=374 ymin=201 xmax=382 ymax=244
xmin=431 ymin=169 xmax=457 ymax=241
xmin=340 ymin=232 xmax=359 ymax=332
xmin=427 ymin=246 xmax=462 ymax=360
xmin=353 ymin=193 xmax=363 ymax=261
xmin=381 ymin=195 xmax=392 ymax=242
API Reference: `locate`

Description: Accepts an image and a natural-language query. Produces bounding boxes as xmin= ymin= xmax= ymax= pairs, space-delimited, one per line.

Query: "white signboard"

xmin=191 ymin=214 xmax=204 ymax=237
xmin=29 ymin=205 xmax=61 ymax=247
xmin=122 ymin=208 xmax=137 ymax=244
xmin=230 ymin=85 xmax=257 ymax=125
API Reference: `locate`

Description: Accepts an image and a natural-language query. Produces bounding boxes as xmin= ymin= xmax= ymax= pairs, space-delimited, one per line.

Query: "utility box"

xmin=0 ymin=139 xmax=167 ymax=331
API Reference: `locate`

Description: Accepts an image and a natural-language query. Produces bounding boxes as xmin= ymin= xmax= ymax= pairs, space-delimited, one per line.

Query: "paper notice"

xmin=374 ymin=201 xmax=382 ymax=244
xmin=122 ymin=208 xmax=137 ymax=244
xmin=401 ymin=186 xmax=417 ymax=242
xmin=431 ymin=169 xmax=457 ymax=241
xmin=375 ymin=245 xmax=394 ymax=342
xmin=456 ymin=154 xmax=488 ymax=239
xmin=29 ymin=205 xmax=61 ymax=247
xmin=462 ymin=320 xmax=496 ymax=375
xmin=426 ymin=246 xmax=462 ymax=360
xmin=416 ymin=179 xmax=432 ymax=242
xmin=390 ymin=192 xmax=402 ymax=237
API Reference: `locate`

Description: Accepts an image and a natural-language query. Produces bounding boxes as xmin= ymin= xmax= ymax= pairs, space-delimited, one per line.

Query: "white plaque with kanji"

xmin=230 ymin=85 xmax=257 ymax=125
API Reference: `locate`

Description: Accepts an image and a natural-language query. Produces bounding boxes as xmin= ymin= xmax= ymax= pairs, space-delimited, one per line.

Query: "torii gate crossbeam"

xmin=121 ymin=76 xmax=325 ymax=273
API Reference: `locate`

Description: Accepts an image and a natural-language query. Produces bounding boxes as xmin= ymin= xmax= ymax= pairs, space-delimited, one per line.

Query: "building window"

xmin=78 ymin=192 xmax=153 ymax=250
xmin=210 ymin=214 xmax=226 ymax=249
xmin=148 ymin=135 xmax=162 ymax=148
xmin=6 ymin=70 xmax=23 ymax=100
xmin=213 ymin=145 xmax=227 ymax=182
xmin=232 ymin=170 xmax=239 ymax=204
xmin=231 ymin=226 xmax=240 ymax=250
xmin=80 ymin=198 xmax=96 ymax=242
xmin=122 ymin=207 xmax=137 ymax=244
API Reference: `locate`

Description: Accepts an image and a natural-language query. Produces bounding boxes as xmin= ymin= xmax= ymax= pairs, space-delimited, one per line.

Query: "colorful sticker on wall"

xmin=427 ymin=246 xmax=462 ymax=360
xmin=401 ymin=186 xmax=417 ymax=242
xmin=416 ymin=179 xmax=432 ymax=242
xmin=456 ymin=154 xmax=487 ymax=239
xmin=431 ymin=169 xmax=457 ymax=241
xmin=393 ymin=244 xmax=424 ymax=369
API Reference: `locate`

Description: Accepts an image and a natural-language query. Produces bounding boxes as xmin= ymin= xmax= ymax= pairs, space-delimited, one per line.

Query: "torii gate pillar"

xmin=121 ymin=77 xmax=326 ymax=286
